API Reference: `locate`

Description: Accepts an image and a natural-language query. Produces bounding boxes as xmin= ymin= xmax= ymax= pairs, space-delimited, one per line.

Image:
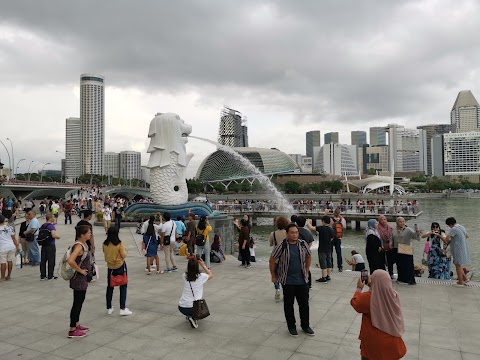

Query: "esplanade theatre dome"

xmin=196 ymin=147 xmax=300 ymax=182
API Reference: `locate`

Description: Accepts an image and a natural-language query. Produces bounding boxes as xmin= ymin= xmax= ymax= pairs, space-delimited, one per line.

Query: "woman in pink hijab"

xmin=377 ymin=215 xmax=394 ymax=279
xmin=351 ymin=269 xmax=406 ymax=360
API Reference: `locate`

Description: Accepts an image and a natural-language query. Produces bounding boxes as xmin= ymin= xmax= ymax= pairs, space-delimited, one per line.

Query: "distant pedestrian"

xmin=64 ymin=200 xmax=73 ymax=225
xmin=24 ymin=211 xmax=40 ymax=266
xmin=174 ymin=216 xmax=187 ymax=242
xmin=160 ymin=212 xmax=178 ymax=273
xmin=331 ymin=208 xmax=346 ymax=272
xmin=269 ymin=216 xmax=289 ymax=300
xmin=101 ymin=204 xmax=112 ymax=234
xmin=345 ymin=250 xmax=365 ymax=271
xmin=365 ymin=219 xmax=384 ymax=274
xmin=392 ymin=217 xmax=420 ymax=285
xmin=269 ymin=223 xmax=314 ymax=337
xmin=238 ymin=219 xmax=251 ymax=268
xmin=185 ymin=212 xmax=196 ymax=255
xmin=377 ymin=215 xmax=395 ymax=279
xmin=195 ymin=215 xmax=212 ymax=269
xmin=39 ymin=214 xmax=61 ymax=280
xmin=142 ymin=216 xmax=161 ymax=274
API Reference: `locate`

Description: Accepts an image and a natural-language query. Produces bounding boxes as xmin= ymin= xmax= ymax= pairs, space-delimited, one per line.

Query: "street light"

xmin=0 ymin=140 xmax=12 ymax=177
xmin=29 ymin=162 xmax=42 ymax=181
xmin=6 ymin=138 xmax=14 ymax=179
xmin=27 ymin=160 xmax=35 ymax=181
xmin=40 ymin=162 xmax=50 ymax=182
xmin=16 ymin=158 xmax=26 ymax=180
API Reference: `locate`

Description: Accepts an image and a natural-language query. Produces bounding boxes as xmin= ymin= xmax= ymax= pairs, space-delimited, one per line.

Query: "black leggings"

xmin=70 ymin=290 xmax=86 ymax=328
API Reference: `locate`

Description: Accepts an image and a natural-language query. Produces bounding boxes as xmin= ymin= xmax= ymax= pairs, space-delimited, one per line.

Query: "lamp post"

xmin=0 ymin=140 xmax=12 ymax=177
xmin=16 ymin=158 xmax=26 ymax=180
xmin=40 ymin=162 xmax=50 ymax=182
xmin=29 ymin=162 xmax=42 ymax=181
xmin=6 ymin=138 xmax=14 ymax=179
xmin=27 ymin=161 xmax=35 ymax=181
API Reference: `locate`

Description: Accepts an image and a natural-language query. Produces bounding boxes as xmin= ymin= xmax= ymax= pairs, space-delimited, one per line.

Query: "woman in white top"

xmin=345 ymin=250 xmax=366 ymax=271
xmin=178 ymin=256 xmax=213 ymax=329
xmin=0 ymin=214 xmax=21 ymax=281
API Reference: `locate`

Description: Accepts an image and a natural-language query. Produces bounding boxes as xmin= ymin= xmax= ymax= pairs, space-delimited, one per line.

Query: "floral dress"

xmin=427 ymin=233 xmax=450 ymax=279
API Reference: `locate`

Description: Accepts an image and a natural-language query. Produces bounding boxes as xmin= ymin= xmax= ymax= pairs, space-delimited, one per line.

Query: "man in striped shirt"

xmin=269 ymin=223 xmax=314 ymax=337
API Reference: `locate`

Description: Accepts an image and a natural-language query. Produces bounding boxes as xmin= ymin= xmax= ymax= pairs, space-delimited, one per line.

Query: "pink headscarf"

xmin=377 ymin=215 xmax=393 ymax=242
xmin=370 ymin=270 xmax=405 ymax=337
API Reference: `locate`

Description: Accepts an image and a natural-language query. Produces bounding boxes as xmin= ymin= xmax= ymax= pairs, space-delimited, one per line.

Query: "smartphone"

xmin=195 ymin=254 xmax=201 ymax=260
xmin=414 ymin=224 xmax=418 ymax=231
xmin=361 ymin=269 xmax=368 ymax=284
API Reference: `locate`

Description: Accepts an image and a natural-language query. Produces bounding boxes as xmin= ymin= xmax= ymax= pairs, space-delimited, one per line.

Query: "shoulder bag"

xmin=110 ymin=249 xmax=127 ymax=287
xmin=195 ymin=229 xmax=206 ymax=247
xmin=163 ymin=222 xmax=174 ymax=246
xmin=397 ymin=243 xmax=413 ymax=255
xmin=189 ymin=281 xmax=210 ymax=319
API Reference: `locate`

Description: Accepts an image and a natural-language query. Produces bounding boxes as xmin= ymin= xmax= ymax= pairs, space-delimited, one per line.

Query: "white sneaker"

xmin=275 ymin=289 xmax=281 ymax=301
xmin=119 ymin=308 xmax=132 ymax=316
xmin=107 ymin=308 xmax=114 ymax=315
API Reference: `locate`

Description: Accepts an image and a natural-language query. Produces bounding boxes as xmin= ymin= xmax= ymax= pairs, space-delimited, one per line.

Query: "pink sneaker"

xmin=68 ymin=329 xmax=87 ymax=338
xmin=76 ymin=325 xmax=90 ymax=332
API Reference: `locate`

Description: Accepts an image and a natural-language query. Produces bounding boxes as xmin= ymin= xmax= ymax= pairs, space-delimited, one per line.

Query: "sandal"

xmin=156 ymin=271 xmax=161 ymax=274
xmin=146 ymin=271 xmax=151 ymax=275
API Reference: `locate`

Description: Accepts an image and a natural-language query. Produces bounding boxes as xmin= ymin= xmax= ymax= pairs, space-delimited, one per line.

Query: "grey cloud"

xmin=1 ymin=0 xmax=480 ymax=128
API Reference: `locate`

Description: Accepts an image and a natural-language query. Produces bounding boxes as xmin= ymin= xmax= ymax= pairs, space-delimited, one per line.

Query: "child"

xmin=249 ymin=239 xmax=256 ymax=263
xmin=174 ymin=238 xmax=182 ymax=255
xmin=345 ymin=250 xmax=365 ymax=271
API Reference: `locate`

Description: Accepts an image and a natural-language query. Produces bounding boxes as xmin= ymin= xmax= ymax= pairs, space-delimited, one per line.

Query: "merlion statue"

xmin=147 ymin=113 xmax=193 ymax=205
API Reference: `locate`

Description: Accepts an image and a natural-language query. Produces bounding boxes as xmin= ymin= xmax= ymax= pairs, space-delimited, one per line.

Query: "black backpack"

xmin=37 ymin=224 xmax=52 ymax=246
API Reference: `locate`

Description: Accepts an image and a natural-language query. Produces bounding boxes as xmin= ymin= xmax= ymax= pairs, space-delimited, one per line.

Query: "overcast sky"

xmin=1 ymin=0 xmax=479 ymax=178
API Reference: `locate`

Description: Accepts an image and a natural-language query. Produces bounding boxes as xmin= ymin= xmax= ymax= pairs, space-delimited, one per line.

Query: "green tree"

xmin=213 ymin=183 xmax=225 ymax=194
xmin=240 ymin=182 xmax=251 ymax=192
xmin=328 ymin=180 xmax=344 ymax=193
xmin=284 ymin=181 xmax=301 ymax=194
xmin=228 ymin=183 xmax=242 ymax=193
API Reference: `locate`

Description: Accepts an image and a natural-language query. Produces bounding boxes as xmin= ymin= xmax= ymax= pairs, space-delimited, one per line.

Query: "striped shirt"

xmin=271 ymin=239 xmax=311 ymax=285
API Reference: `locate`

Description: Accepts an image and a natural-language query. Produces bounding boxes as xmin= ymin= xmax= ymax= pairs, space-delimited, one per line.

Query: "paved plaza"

xmin=1 ymin=217 xmax=480 ymax=360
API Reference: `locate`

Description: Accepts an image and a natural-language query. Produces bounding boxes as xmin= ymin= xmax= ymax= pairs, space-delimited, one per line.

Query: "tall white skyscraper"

xmin=386 ymin=124 xmax=426 ymax=173
xmin=119 ymin=151 xmax=141 ymax=180
xmin=65 ymin=117 xmax=81 ymax=181
xmin=451 ymin=90 xmax=480 ymax=133
xmin=80 ymin=73 xmax=105 ymax=175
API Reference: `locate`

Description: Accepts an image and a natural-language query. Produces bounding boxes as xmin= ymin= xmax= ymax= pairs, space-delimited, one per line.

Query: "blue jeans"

xmin=178 ymin=305 xmax=193 ymax=317
xmin=106 ymin=263 xmax=127 ymax=310
xmin=196 ymin=242 xmax=211 ymax=268
xmin=331 ymin=238 xmax=343 ymax=269
xmin=28 ymin=239 xmax=40 ymax=264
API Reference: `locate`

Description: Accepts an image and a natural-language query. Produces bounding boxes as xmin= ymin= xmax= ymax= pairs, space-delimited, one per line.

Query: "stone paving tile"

xmin=2 ymin=217 xmax=480 ymax=360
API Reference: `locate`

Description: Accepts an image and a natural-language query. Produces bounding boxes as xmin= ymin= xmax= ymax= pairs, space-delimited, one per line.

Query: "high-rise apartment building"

xmin=451 ymin=90 xmax=480 ymax=133
xmin=119 ymin=151 xmax=141 ymax=180
xmin=358 ymin=144 xmax=389 ymax=175
xmin=80 ymin=73 xmax=105 ymax=175
xmin=444 ymin=132 xmax=480 ymax=175
xmin=65 ymin=117 xmax=81 ymax=181
xmin=218 ymin=106 xmax=248 ymax=147
xmin=369 ymin=127 xmax=386 ymax=146
xmin=417 ymin=124 xmax=451 ymax=175
xmin=104 ymin=152 xmax=120 ymax=178
xmin=306 ymin=131 xmax=321 ymax=158
xmin=324 ymin=132 xmax=339 ymax=144
xmin=351 ymin=131 xmax=367 ymax=146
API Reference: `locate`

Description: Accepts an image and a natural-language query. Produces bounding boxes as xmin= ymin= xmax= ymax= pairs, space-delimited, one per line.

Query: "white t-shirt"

xmin=0 ymin=225 xmax=16 ymax=253
xmin=161 ymin=220 xmax=177 ymax=238
xmin=353 ymin=254 xmax=364 ymax=264
xmin=141 ymin=220 xmax=162 ymax=235
xmin=102 ymin=208 xmax=112 ymax=221
xmin=51 ymin=203 xmax=60 ymax=214
xmin=178 ymin=273 xmax=209 ymax=308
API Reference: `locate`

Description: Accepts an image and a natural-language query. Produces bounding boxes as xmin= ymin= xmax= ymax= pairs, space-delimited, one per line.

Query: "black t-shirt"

xmin=298 ymin=228 xmax=314 ymax=245
xmin=113 ymin=207 xmax=124 ymax=216
xmin=76 ymin=220 xmax=93 ymax=247
xmin=315 ymin=225 xmax=334 ymax=253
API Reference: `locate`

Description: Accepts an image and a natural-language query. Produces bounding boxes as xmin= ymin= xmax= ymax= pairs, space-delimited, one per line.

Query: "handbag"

xmin=189 ymin=281 xmax=210 ymax=319
xmin=195 ymin=229 xmax=205 ymax=247
xmin=25 ymin=233 xmax=35 ymax=242
xmin=109 ymin=249 xmax=127 ymax=287
xmin=397 ymin=243 xmax=413 ymax=255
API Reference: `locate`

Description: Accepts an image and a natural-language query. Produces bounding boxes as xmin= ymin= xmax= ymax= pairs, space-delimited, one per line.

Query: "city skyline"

xmin=1 ymin=1 xmax=480 ymax=179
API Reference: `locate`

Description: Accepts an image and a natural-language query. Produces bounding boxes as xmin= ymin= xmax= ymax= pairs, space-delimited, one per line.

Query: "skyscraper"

xmin=369 ymin=127 xmax=386 ymax=146
xmin=451 ymin=90 xmax=480 ymax=133
xmin=65 ymin=117 xmax=81 ymax=181
xmin=386 ymin=124 xmax=426 ymax=173
xmin=324 ymin=132 xmax=339 ymax=144
xmin=80 ymin=73 xmax=105 ymax=175
xmin=444 ymin=132 xmax=480 ymax=176
xmin=417 ymin=124 xmax=451 ymax=175
xmin=119 ymin=151 xmax=141 ymax=180
xmin=218 ymin=106 xmax=248 ymax=147
xmin=104 ymin=152 xmax=120 ymax=178
xmin=351 ymin=131 xmax=367 ymax=146
xmin=306 ymin=130 xmax=321 ymax=158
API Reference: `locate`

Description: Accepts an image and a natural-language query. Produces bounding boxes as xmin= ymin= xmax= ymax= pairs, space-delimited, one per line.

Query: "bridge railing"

xmin=212 ymin=202 xmax=421 ymax=216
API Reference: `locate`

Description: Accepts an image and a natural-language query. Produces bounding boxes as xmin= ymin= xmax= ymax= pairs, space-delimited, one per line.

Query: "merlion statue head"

xmin=146 ymin=113 xmax=193 ymax=169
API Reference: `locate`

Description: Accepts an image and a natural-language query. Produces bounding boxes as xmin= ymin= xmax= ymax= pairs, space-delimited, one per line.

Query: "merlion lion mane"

xmin=146 ymin=113 xmax=193 ymax=205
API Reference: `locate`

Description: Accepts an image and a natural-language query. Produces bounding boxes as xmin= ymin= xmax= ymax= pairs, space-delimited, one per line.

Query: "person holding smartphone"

xmin=178 ymin=256 xmax=213 ymax=329
xmin=351 ymin=269 xmax=407 ymax=360
xmin=421 ymin=222 xmax=449 ymax=279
